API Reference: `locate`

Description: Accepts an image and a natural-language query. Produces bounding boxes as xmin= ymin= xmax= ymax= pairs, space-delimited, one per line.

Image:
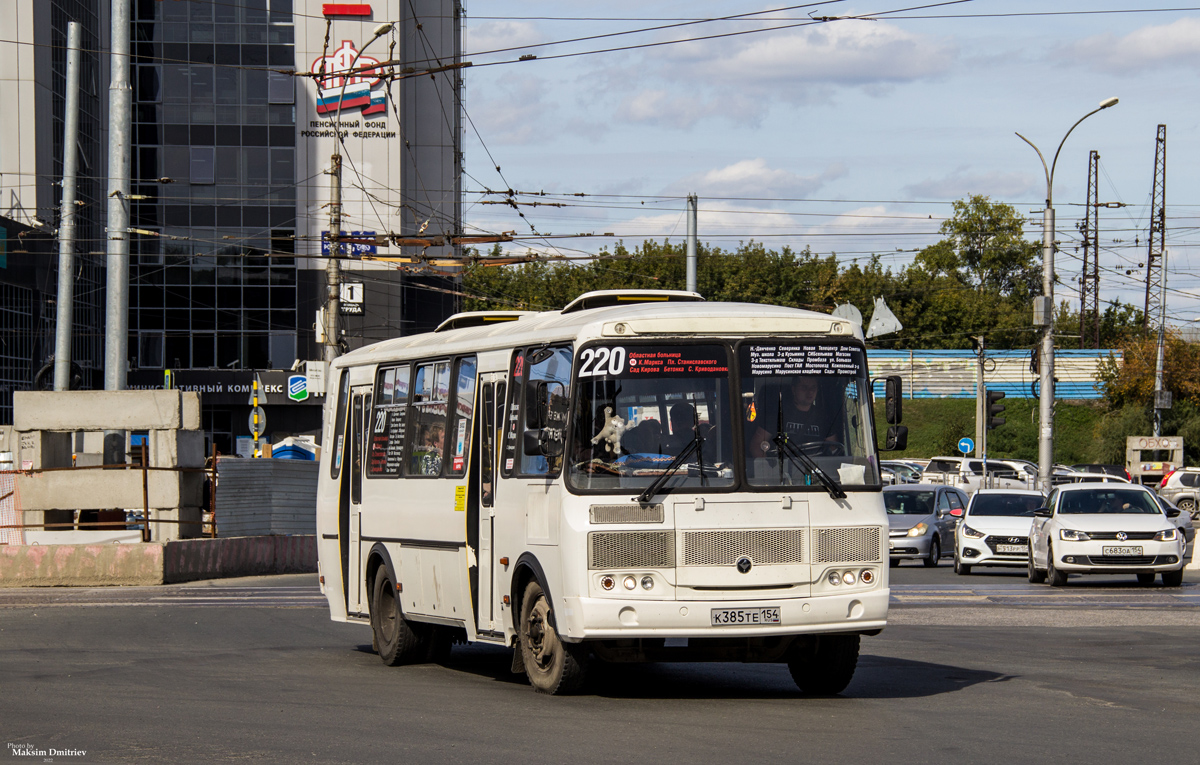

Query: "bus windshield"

xmin=740 ymin=342 xmax=880 ymax=488
xmin=568 ymin=344 xmax=736 ymax=492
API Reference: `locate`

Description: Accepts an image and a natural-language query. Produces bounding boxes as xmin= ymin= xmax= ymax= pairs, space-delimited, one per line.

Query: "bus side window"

xmin=408 ymin=361 xmax=450 ymax=477
xmin=521 ymin=346 xmax=573 ymax=477
xmin=480 ymin=382 xmax=495 ymax=506
xmin=501 ymin=351 xmax=525 ymax=478
xmin=329 ymin=370 xmax=350 ymax=479
xmin=446 ymin=356 xmax=477 ymax=476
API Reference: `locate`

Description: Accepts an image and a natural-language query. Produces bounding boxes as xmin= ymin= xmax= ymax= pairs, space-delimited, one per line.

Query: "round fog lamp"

xmin=623 ymin=575 xmax=637 ymax=591
xmin=828 ymin=571 xmax=842 ymax=586
xmin=841 ymin=571 xmax=857 ymax=585
xmin=600 ymin=575 xmax=615 ymax=591
xmin=860 ymin=569 xmax=874 ymax=584
xmin=640 ymin=575 xmax=654 ymax=590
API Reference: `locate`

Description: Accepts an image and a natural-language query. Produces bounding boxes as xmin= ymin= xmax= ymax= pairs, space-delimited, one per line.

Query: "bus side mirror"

xmin=885 ymin=376 xmax=903 ymax=424
xmin=523 ymin=427 xmax=564 ymax=457
xmin=883 ymin=425 xmax=908 ymax=451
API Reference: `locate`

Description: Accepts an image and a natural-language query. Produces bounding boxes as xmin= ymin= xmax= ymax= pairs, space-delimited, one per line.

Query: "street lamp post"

xmin=1016 ymin=97 xmax=1119 ymax=492
xmin=323 ymin=22 xmax=393 ymax=363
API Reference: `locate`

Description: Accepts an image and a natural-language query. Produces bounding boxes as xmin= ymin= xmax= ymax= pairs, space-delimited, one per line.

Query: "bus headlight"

xmin=623 ymin=575 xmax=637 ymax=591
xmin=841 ymin=571 xmax=857 ymax=585
xmin=828 ymin=571 xmax=842 ymax=586
xmin=640 ymin=575 xmax=654 ymax=590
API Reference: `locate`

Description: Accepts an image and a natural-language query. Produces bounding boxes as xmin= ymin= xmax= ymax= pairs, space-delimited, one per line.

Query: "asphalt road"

xmin=3 ymin=573 xmax=1199 ymax=764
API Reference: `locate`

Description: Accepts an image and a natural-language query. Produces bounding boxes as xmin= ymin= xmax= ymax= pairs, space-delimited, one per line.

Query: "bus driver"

xmin=749 ymin=376 xmax=842 ymax=456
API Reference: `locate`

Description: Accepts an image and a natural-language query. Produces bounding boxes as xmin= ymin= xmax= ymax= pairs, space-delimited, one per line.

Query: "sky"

xmin=453 ymin=1 xmax=1200 ymax=325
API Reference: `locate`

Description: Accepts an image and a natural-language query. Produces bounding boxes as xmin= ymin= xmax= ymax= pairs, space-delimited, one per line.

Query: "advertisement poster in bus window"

xmin=368 ymin=365 xmax=409 ymax=477
xmin=502 ymin=351 xmax=524 ymax=475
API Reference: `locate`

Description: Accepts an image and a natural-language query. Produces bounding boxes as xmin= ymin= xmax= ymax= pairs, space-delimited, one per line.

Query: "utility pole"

xmin=686 ymin=194 xmax=698 ymax=294
xmin=325 ymin=155 xmax=342 ymax=363
xmin=973 ymin=335 xmax=986 ymax=460
xmin=104 ymin=0 xmax=132 ymax=465
xmin=53 ymin=21 xmax=82 ymax=391
xmin=1079 ymin=150 xmax=1100 ymax=349
xmin=1145 ymin=125 xmax=1167 ymax=328
xmin=1016 ymin=96 xmax=1119 ymax=493
xmin=1153 ymin=249 xmax=1169 ymax=437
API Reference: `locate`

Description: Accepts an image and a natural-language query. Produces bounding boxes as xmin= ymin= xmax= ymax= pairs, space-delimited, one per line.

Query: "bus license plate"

xmin=710 ymin=607 xmax=781 ymax=626
xmin=1102 ymin=546 xmax=1143 ymax=556
xmin=996 ymin=544 xmax=1027 ymax=554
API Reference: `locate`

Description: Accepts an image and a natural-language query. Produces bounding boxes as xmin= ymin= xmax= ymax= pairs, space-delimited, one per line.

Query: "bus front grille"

xmin=814 ymin=527 xmax=881 ymax=563
xmin=680 ymin=529 xmax=804 ymax=566
xmin=588 ymin=531 xmax=675 ymax=569
xmin=589 ymin=503 xmax=665 ymax=524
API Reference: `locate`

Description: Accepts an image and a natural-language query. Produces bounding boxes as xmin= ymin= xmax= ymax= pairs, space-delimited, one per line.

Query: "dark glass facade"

xmin=128 ymin=0 xmax=298 ymax=375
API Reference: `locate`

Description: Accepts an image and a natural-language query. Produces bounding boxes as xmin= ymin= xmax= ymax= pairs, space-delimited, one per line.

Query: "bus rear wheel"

xmin=788 ymin=634 xmax=860 ymax=695
xmin=518 ymin=580 xmax=588 ymax=694
xmin=372 ymin=567 xmax=425 ymax=666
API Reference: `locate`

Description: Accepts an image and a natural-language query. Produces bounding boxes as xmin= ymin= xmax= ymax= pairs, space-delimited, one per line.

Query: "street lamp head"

xmin=1099 ymin=97 xmax=1119 ymax=109
xmin=373 ymin=22 xmax=394 ymax=38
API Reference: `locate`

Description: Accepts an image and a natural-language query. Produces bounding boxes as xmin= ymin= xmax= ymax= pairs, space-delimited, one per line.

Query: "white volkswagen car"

xmin=954 ymin=489 xmax=1045 ymax=574
xmin=1029 ymin=484 xmax=1186 ymax=587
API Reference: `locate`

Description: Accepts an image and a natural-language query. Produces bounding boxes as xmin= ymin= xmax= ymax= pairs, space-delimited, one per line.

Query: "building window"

xmin=189 ymin=147 xmax=215 ymax=184
xmin=267 ymin=71 xmax=293 ymax=104
xmin=139 ymin=332 xmax=164 ymax=368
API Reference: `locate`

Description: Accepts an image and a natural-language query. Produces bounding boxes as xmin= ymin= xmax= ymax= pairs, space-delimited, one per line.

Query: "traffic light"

xmin=987 ymin=389 xmax=1006 ymax=430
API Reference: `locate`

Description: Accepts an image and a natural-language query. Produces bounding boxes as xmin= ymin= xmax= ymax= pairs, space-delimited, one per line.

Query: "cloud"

xmin=464 ymin=21 xmax=543 ymax=59
xmin=668 ymin=158 xmax=847 ymax=200
xmin=902 ymin=168 xmax=1038 ymax=200
xmin=465 ymin=76 xmax=548 ymax=145
xmin=615 ymin=20 xmax=956 ymax=127
xmin=1060 ymin=17 xmax=1200 ymax=74
xmin=689 ymin=20 xmax=955 ymax=90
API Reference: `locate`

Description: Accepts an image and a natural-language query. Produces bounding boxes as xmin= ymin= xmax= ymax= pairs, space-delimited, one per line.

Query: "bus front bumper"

xmin=559 ymin=589 xmax=889 ymax=640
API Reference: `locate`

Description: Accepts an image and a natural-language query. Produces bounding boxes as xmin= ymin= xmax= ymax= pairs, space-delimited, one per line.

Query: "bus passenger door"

xmin=471 ymin=373 xmax=505 ymax=635
xmin=348 ymin=386 xmax=370 ymax=616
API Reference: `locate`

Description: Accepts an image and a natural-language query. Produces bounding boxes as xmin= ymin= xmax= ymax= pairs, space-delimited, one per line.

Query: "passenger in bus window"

xmin=663 ymin=402 xmax=697 ymax=454
xmin=749 ymin=376 xmax=842 ymax=456
xmin=417 ymin=423 xmax=444 ymax=475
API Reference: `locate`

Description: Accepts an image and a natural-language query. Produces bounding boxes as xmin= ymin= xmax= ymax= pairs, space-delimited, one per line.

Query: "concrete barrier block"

xmin=14 ymin=469 xmax=200 ymax=511
xmin=0 ymin=542 xmax=166 ymax=586
xmin=163 ymin=535 xmax=317 ymax=583
xmin=14 ymin=390 xmax=183 ymax=431
xmin=181 ymin=392 xmax=201 ymax=430
xmin=15 ymin=430 xmax=71 ymax=470
xmin=153 ymin=429 xmax=206 ymax=468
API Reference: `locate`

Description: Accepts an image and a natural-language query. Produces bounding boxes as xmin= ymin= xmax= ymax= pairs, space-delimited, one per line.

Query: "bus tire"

xmin=788 ymin=634 xmax=860 ymax=695
xmin=372 ymin=567 xmax=425 ymax=666
xmin=518 ymin=579 xmax=588 ymax=694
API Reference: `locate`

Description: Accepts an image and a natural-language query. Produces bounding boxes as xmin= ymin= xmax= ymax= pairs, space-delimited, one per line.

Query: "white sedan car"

xmin=954 ymin=489 xmax=1045 ymax=574
xmin=1029 ymin=484 xmax=1186 ymax=587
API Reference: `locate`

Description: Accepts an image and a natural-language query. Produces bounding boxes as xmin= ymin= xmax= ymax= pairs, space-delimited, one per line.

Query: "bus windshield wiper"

xmin=636 ymin=433 xmax=704 ymax=503
xmin=774 ymin=433 xmax=847 ymax=500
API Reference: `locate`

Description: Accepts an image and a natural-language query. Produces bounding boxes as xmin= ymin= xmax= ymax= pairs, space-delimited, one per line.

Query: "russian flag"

xmin=317 ymin=84 xmax=387 ymax=116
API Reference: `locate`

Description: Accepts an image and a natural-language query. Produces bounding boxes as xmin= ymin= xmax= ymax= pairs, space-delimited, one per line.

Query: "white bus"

xmin=316 ymin=290 xmax=907 ymax=694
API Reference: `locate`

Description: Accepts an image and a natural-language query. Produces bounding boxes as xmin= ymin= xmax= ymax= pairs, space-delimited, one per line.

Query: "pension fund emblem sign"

xmin=311 ymin=40 xmax=386 ymax=116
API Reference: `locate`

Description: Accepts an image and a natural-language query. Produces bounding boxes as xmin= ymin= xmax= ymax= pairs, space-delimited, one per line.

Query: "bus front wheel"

xmin=372 ymin=567 xmax=425 ymax=666
xmin=787 ymin=634 xmax=860 ymax=695
xmin=518 ymin=579 xmax=588 ymax=694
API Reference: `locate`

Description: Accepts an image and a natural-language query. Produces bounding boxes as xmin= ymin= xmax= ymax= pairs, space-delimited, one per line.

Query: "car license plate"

xmin=1102 ymin=546 xmax=1143 ymax=556
xmin=996 ymin=544 xmax=1027 ymax=554
xmin=710 ymin=607 xmax=781 ymax=626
